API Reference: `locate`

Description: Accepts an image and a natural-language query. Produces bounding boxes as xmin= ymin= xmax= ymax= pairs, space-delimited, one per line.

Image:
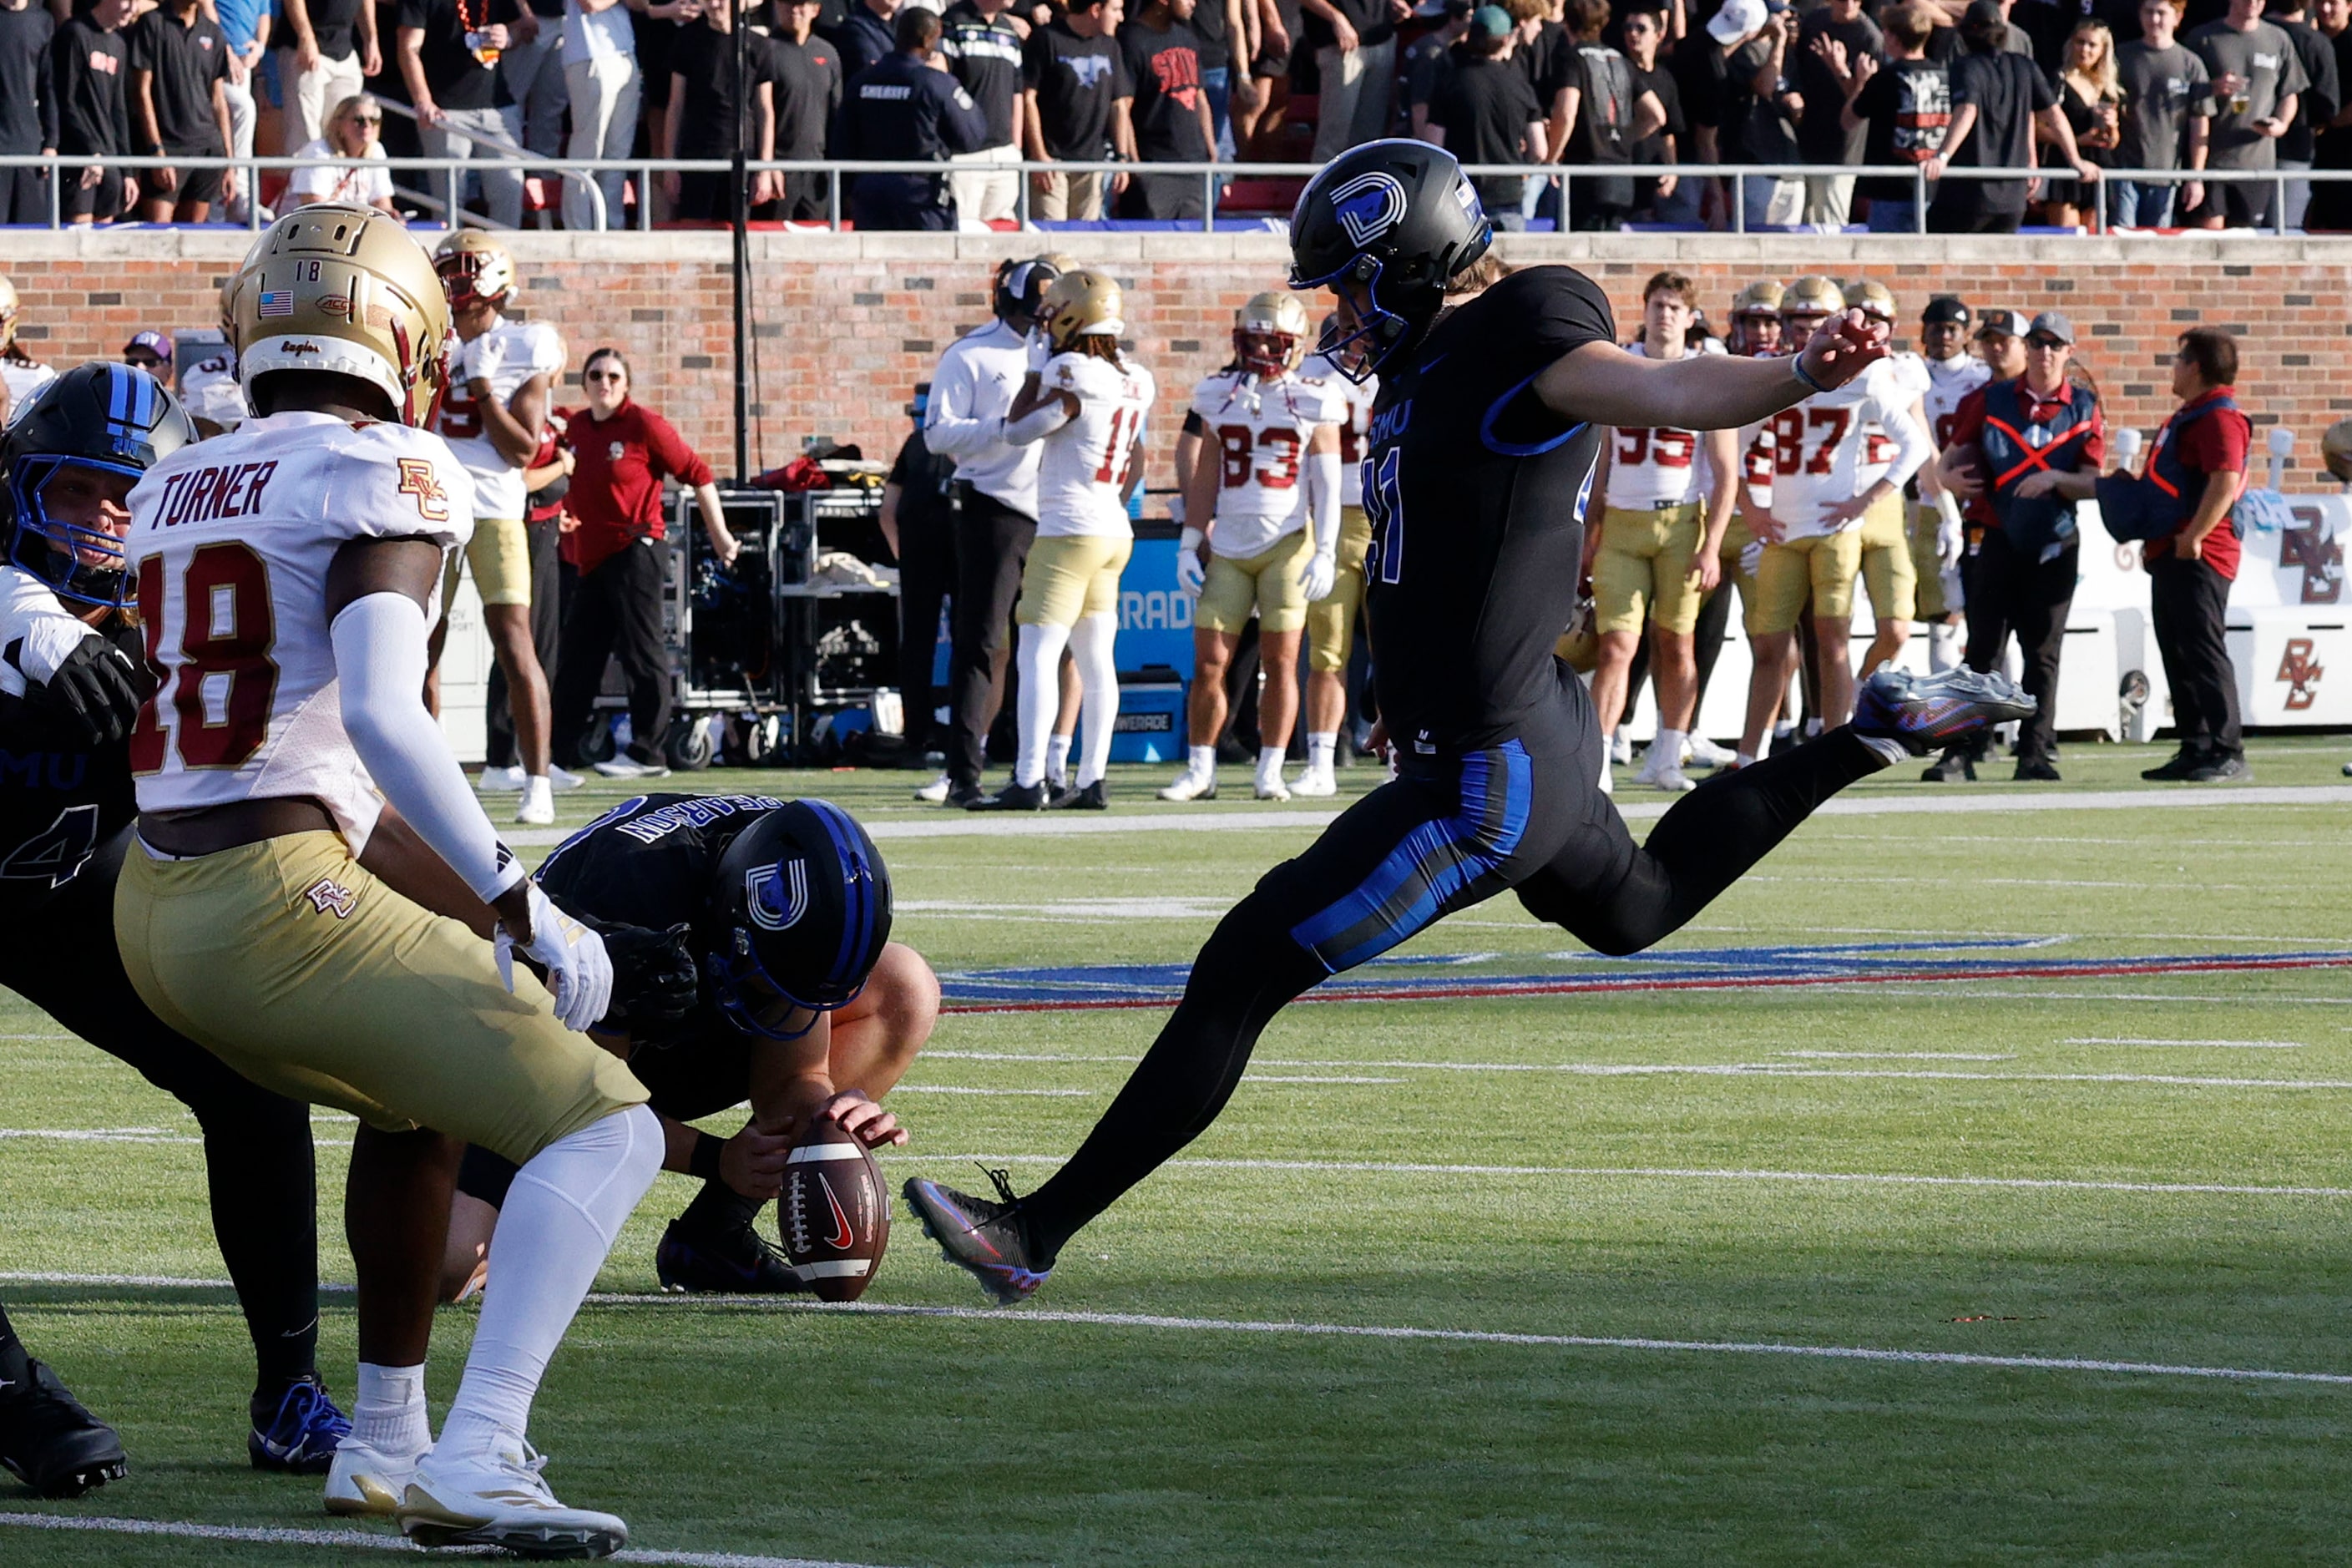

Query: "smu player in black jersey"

xmin=908 ymin=140 xmax=2037 ymax=1306
xmin=0 ymin=365 xmax=349 ymax=1495
xmin=439 ymin=793 xmax=937 ymax=1297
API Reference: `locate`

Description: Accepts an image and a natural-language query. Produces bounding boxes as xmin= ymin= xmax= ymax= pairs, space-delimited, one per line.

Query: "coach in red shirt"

xmin=551 ymin=347 xmax=739 ymax=777
xmin=2021 ymin=327 xmax=2252 ymax=783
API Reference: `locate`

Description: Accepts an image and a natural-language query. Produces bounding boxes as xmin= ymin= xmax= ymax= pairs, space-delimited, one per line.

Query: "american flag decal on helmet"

xmin=258 ymin=290 xmax=295 ymax=318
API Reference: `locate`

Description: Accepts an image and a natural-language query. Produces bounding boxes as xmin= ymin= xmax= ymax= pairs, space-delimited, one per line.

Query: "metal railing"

xmin=0 ymin=151 xmax=2334 ymax=236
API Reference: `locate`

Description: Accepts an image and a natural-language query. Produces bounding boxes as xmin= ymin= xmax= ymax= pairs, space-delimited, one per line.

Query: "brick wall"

xmin=4 ymin=230 xmax=2349 ymax=488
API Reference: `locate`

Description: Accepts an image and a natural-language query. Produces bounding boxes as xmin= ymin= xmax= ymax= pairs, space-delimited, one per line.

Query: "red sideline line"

xmin=941 ymin=953 xmax=2352 ymax=1014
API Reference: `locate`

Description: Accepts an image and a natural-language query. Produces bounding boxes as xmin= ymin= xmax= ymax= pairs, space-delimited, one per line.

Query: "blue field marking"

xmin=937 ymin=938 xmax=2352 ymax=1010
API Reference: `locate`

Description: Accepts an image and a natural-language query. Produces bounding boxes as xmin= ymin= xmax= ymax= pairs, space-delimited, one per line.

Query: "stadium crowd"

xmin=6 ymin=0 xmax=2352 ymax=225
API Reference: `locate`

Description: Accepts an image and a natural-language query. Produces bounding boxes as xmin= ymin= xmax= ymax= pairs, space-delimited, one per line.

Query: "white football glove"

xmin=1297 ymin=544 xmax=1338 ymax=604
xmin=495 ymin=882 xmax=615 ymax=1033
xmin=1739 ymin=538 xmax=1765 ymax=578
xmin=1175 ymin=525 xmax=1206 ymax=599
xmin=1934 ymin=490 xmax=1967 ymax=569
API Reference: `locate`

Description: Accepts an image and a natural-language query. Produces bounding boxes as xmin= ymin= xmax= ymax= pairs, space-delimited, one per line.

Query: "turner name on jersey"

xmin=124 ymin=412 xmax=474 ymax=847
xmin=1188 ymin=367 xmax=1347 ymax=558
xmin=434 ymin=318 xmax=564 ymax=520
xmin=1035 ymin=352 xmax=1155 ymax=539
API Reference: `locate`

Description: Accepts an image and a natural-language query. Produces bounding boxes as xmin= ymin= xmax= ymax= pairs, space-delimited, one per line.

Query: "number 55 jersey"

xmin=124 ymin=411 xmax=475 ymax=847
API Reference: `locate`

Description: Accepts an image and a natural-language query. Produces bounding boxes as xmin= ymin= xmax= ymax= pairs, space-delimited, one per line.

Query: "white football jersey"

xmin=1303 ymin=352 xmax=1376 ymax=508
xmin=2 ymin=359 xmax=57 ymax=421
xmin=1603 ymin=341 xmax=1706 ymax=509
xmin=180 ymin=346 xmax=246 ymax=430
xmin=1923 ymin=351 xmax=1992 ymax=450
xmin=1857 ymin=352 xmax=1934 ymax=491
xmin=1189 ymin=367 xmax=1347 ymax=558
xmin=125 ymin=412 xmax=475 ymax=848
xmin=433 ymin=316 xmax=564 ymax=521
xmin=1764 ymin=362 xmax=1928 ymax=539
xmin=1035 ymin=352 xmax=1155 ymax=539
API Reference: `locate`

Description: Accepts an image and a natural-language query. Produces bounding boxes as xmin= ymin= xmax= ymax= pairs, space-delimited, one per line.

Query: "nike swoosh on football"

xmin=819 ymin=1175 xmax=855 ymax=1251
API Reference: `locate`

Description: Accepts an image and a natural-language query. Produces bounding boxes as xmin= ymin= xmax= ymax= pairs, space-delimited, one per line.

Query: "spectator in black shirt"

xmin=662 ymin=0 xmax=781 ymax=221
xmin=941 ymin=0 xmax=1027 ymax=221
xmin=1303 ymin=0 xmax=1412 ymax=156
xmin=1424 ymin=3 xmax=1545 ymax=221
xmin=51 ymin=0 xmax=135 ymax=224
xmin=1555 ymin=0 xmax=1662 ymax=228
xmin=1927 ymin=0 xmax=2097 ymax=230
xmin=831 ymin=0 xmax=898 ymax=79
xmin=832 ymin=5 xmax=991 ymax=227
xmin=1621 ymin=5 xmax=1691 ymax=218
xmin=1693 ymin=0 xmax=1805 ymax=227
xmin=1023 ymin=0 xmax=1130 ymax=219
xmin=129 ymin=0 xmax=234 ymax=221
xmin=394 ymin=0 xmax=527 ymax=227
xmin=2269 ymin=0 xmax=2339 ymax=227
xmin=765 ymin=0 xmax=840 ymax=219
xmin=0 ymin=0 xmax=56 ymax=225
xmin=1670 ymin=0 xmax=1749 ymax=225
xmin=1844 ymin=2 xmax=1950 ymax=230
xmin=1795 ymin=0 xmax=1880 ymax=224
xmin=278 ymin=0 xmax=378 ymax=152
xmin=884 ymin=381 xmax=960 ymax=763
xmin=1189 ymin=0 xmax=1250 ymax=154
xmin=1118 ymin=0 xmax=1218 ymax=220
xmin=2307 ymin=0 xmax=2352 ymax=228
xmin=1404 ymin=0 xmax=1471 ymax=137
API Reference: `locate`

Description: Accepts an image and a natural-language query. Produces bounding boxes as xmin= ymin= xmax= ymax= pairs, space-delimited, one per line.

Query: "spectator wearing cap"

xmin=2187 ymin=0 xmax=2309 ymax=228
xmin=1710 ymin=0 xmax=1806 ymax=227
xmin=1404 ymin=0 xmax=1472 ymax=139
xmin=1302 ymin=0 xmax=1412 ymax=159
xmin=2022 ymin=328 xmax=2252 ymax=781
xmin=1913 ymin=291 xmax=1990 ymax=673
xmin=1844 ymin=2 xmax=1951 ymax=231
xmin=2112 ymin=0 xmax=2211 ymax=227
xmin=1925 ymin=0 xmax=2102 ymax=231
xmin=1794 ymin=0 xmax=1881 ymax=225
xmin=1936 ymin=308 xmax=2102 ymax=781
xmin=123 ymin=330 xmax=170 ymax=374
xmin=1423 ymin=5 xmax=1547 ymax=224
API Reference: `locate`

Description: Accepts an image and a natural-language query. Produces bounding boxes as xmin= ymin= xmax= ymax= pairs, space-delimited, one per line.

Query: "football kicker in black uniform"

xmin=907 ymin=140 xmax=2038 ymax=1306
xmin=443 ymin=793 xmax=935 ymax=1297
xmin=0 ymin=364 xmax=346 ymax=1495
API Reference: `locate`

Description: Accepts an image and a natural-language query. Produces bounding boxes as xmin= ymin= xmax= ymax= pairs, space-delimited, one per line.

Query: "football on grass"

xmin=776 ymin=1120 xmax=891 ymax=1302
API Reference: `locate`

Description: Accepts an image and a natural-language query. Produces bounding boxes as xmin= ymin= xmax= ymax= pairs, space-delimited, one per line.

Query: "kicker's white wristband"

xmin=330 ymin=592 xmax=524 ymax=903
xmin=1304 ymin=450 xmax=1343 ymax=554
xmin=1002 ymin=400 xmax=1072 ymax=446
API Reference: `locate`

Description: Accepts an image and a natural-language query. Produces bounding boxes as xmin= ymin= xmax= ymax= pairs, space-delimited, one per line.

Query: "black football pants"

xmin=553 ymin=539 xmax=672 ymax=768
xmin=1960 ymin=531 xmax=2075 ymax=766
xmin=483 ymin=516 xmax=563 ymax=771
xmin=0 ymin=829 xmax=319 ymax=1396
xmin=1017 ymin=664 xmax=1890 ymax=1262
xmin=945 ymin=486 xmax=1037 ymax=789
xmin=897 ymin=506 xmax=959 ymax=753
xmin=2147 ymin=552 xmax=2243 ymax=763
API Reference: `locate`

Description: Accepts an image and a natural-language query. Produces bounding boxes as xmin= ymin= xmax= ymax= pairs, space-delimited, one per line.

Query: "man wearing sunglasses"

xmin=438 ymin=794 xmax=939 ymax=1297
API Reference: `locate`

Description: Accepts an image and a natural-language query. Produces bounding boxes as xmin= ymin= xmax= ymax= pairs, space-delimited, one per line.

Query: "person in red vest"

xmin=1937 ymin=308 xmax=2105 ymax=781
xmin=2021 ymin=327 xmax=2252 ymax=783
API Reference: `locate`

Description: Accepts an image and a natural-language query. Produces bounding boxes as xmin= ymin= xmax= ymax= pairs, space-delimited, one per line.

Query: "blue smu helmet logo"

xmin=746 ymin=858 xmax=811 ymax=932
xmin=1330 ymin=171 xmax=1409 ymax=249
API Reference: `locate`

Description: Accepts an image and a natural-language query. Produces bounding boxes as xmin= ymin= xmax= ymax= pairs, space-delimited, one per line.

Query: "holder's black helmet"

xmin=3 ymin=362 xmax=195 ymax=608
xmin=705 ymin=800 xmax=893 ymax=1039
xmin=1287 ymin=139 xmax=1492 ymax=382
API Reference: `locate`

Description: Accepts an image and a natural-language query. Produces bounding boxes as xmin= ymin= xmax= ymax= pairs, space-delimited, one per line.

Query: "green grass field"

xmin=4 ymin=736 xmax=2352 ymax=1565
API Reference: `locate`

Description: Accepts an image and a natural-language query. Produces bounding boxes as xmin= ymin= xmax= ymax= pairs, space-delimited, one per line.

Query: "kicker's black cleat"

xmin=655 ymin=1214 xmax=809 ymax=1295
xmin=1047 ymin=780 xmax=1109 ymax=810
xmin=1853 ymin=666 xmax=2036 ymax=757
xmin=0 ymin=1359 xmax=128 ymax=1499
xmin=968 ymin=780 xmax=1047 ymax=812
xmin=904 ymin=1167 xmax=1051 ymax=1306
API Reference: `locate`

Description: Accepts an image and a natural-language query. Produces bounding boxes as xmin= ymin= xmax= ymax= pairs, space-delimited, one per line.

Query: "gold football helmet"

xmin=1038 ymin=270 xmax=1125 ymax=352
xmin=1781 ymin=275 xmax=1847 ymax=321
xmin=1235 ymin=290 xmax=1310 ymax=378
xmin=2323 ymin=418 xmax=2352 ymax=483
xmin=1729 ymin=279 xmax=1784 ymax=320
xmin=231 ymin=202 xmax=453 ymax=428
xmin=431 ymin=229 xmax=517 ymax=309
xmin=1844 ymin=277 xmax=1897 ymax=324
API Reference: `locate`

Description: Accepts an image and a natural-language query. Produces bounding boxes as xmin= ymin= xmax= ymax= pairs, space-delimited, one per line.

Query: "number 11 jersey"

xmin=124 ymin=410 xmax=475 ymax=848
xmin=1034 ymin=351 xmax=1156 ymax=539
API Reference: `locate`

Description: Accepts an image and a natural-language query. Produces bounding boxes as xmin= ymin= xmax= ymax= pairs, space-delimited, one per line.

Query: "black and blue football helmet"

xmin=705 ymin=799 xmax=893 ymax=1040
xmin=3 ymin=362 xmax=196 ymax=609
xmin=1287 ymin=139 xmax=1493 ymax=383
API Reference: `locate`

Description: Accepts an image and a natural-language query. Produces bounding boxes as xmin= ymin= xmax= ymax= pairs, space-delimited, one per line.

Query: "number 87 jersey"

xmin=124 ymin=411 xmax=476 ymax=843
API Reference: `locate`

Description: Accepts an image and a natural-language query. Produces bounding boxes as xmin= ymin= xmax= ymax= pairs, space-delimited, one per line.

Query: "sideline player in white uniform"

xmin=1737 ymin=276 xmax=1930 ymax=762
xmin=1914 ymin=295 xmax=1990 ymax=673
xmin=1585 ymin=270 xmax=1739 ymax=794
xmin=1161 ymin=292 xmax=1344 ymax=804
xmin=972 ymin=270 xmax=1154 ymax=812
xmin=178 ymin=277 xmax=252 ymax=434
xmin=427 ymin=233 xmax=569 ymax=827
xmin=116 ymin=203 xmax=657 ymax=1555
xmin=1296 ymin=323 xmax=1375 ymax=797
xmin=1843 ymin=278 xmax=1938 ymax=679
xmin=0 ymin=276 xmax=58 ymax=423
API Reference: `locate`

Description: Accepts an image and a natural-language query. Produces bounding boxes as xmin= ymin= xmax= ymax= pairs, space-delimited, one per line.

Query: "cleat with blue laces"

xmin=250 ymin=1374 xmax=350 ymax=1475
xmin=655 ymin=1214 xmax=808 ymax=1295
xmin=904 ymin=1168 xmax=1051 ymax=1306
xmin=1852 ymin=665 xmax=2036 ymax=756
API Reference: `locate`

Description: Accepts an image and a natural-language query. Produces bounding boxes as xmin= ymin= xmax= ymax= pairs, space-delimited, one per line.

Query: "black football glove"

xmin=32 ymin=631 xmax=153 ymax=746
xmin=596 ymin=921 xmax=701 ymax=1042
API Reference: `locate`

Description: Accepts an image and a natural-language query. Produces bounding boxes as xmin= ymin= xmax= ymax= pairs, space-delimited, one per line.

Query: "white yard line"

xmin=0 ymin=1512 xmax=897 ymax=1567
xmin=2064 ymin=1038 xmax=2304 ymax=1050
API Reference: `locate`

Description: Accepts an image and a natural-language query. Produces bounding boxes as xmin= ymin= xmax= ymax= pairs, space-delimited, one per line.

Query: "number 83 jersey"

xmin=1188 ymin=367 xmax=1348 ymax=557
xmin=124 ymin=410 xmax=476 ymax=847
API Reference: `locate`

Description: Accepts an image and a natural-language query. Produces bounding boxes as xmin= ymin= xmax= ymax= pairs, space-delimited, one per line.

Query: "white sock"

xmin=1186 ymin=744 xmax=1216 ymax=781
xmin=1736 ymin=751 xmax=1756 ymax=768
xmin=1773 ymin=721 xmax=1796 ymax=743
xmin=1803 ymin=717 xmax=1824 ymax=738
xmin=1045 ymin=731 xmax=1072 ymax=785
xmin=1068 ymin=612 xmax=1119 ymax=787
xmin=519 ymin=775 xmax=551 ymax=810
xmin=1928 ymin=622 xmax=1963 ymax=673
xmin=352 ymin=1361 xmax=430 ymax=1459
xmin=1256 ymin=746 xmax=1286 ymax=782
xmin=1652 ymin=728 xmax=1685 ymax=768
xmin=1306 ymin=732 xmax=1336 ymax=773
xmin=1855 ymin=734 xmax=1909 ymax=767
xmin=1013 ymin=621 xmax=1072 ymax=789
xmin=435 ymin=1105 xmax=662 ymax=1459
